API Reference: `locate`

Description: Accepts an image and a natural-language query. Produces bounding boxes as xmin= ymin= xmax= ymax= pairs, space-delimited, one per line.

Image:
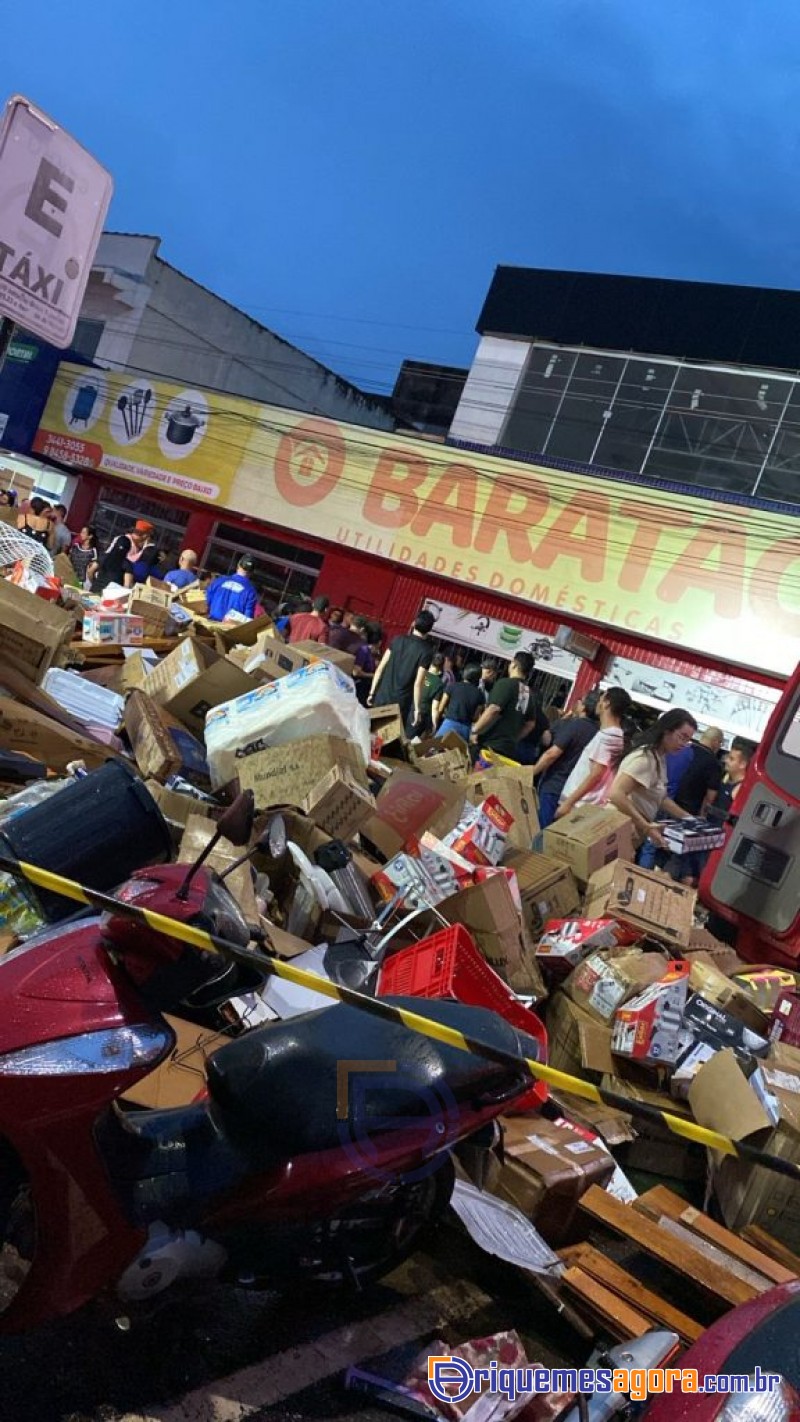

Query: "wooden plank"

xmin=634 ymin=1186 xmax=795 ymax=1287
xmin=742 ymin=1226 xmax=800 ymax=1276
xmin=561 ymin=1267 xmax=651 ymax=1341
xmin=559 ymin=1245 xmax=703 ymax=1344
xmin=578 ymin=1186 xmax=757 ymax=1307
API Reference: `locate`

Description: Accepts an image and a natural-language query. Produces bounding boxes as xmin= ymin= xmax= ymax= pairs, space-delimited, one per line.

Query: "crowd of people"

xmin=14 ymin=503 xmax=759 ymax=893
xmin=361 ymin=606 xmax=759 ymax=895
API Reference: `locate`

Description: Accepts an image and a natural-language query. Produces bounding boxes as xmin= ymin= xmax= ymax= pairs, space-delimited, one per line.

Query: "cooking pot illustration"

xmin=164 ymin=404 xmax=203 ymax=446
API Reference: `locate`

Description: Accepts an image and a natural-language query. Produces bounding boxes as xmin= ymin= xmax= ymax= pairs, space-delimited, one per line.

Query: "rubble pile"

xmin=2 ymin=570 xmax=799 ymax=1340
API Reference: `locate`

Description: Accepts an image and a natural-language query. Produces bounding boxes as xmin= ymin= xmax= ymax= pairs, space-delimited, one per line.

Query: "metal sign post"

xmin=0 ymin=95 xmax=113 ymax=354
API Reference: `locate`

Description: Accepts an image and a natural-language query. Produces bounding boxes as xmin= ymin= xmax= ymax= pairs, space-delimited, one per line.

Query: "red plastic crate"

xmin=377 ymin=925 xmax=548 ymax=1111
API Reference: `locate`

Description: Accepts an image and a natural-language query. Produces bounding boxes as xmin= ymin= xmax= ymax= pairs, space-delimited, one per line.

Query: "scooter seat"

xmin=206 ymin=996 xmax=539 ymax=1158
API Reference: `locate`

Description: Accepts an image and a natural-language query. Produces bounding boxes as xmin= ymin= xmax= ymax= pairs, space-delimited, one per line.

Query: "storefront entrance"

xmin=204 ymin=523 xmax=324 ymax=607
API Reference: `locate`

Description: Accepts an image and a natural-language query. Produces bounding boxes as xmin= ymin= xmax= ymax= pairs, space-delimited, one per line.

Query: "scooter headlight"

xmin=0 ymin=1025 xmax=172 ymax=1076
xmin=719 ymin=1378 xmax=800 ymax=1420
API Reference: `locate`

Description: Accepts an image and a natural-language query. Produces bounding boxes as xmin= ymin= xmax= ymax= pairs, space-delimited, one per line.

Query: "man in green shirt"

xmin=469 ymin=651 xmax=536 ymax=759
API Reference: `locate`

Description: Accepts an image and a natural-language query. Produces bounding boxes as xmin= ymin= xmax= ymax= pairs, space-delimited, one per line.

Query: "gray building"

xmin=72 ymin=232 xmax=393 ymax=429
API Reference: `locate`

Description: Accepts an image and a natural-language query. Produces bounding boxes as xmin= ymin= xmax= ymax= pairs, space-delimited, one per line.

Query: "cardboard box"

xmin=178 ymin=815 xmax=259 ymax=923
xmin=301 ymin=764 xmax=376 ymax=840
xmin=145 ymin=639 xmax=256 ymax=737
xmin=564 ymin=947 xmax=669 ymax=1024
xmin=237 ymin=734 xmax=368 ymax=811
xmin=688 ymin=959 xmax=771 ymax=1036
xmin=671 ymin=1041 xmax=718 ymax=1099
xmin=491 ymin=1116 xmax=614 ymax=1243
xmin=410 ymin=733 xmax=471 ymax=782
xmin=683 ymin=993 xmax=771 ymax=1061
xmin=545 ymin=991 xmax=600 ymax=1075
xmin=122 ymin=1013 xmax=228 ymax=1109
xmin=0 ymin=695 xmax=110 ymax=772
xmin=439 ymin=870 xmax=545 ymax=999
xmin=181 ymin=589 xmax=209 ymax=617
xmin=128 ymin=585 xmax=175 ymax=637
xmin=362 ymin=769 xmax=465 ymax=859
xmin=119 ymin=651 xmax=155 ymax=694
xmin=124 ymin=690 xmax=210 ymax=785
xmin=236 ymin=635 xmax=307 ymax=681
xmin=213 ymin=613 xmax=278 ymax=654
xmin=770 ymin=991 xmax=800 ymax=1047
xmin=536 ymin=918 xmax=626 ymax=972
xmin=503 ymin=848 xmax=581 ymax=939
xmin=467 ymin=766 xmax=540 ymax=850
xmin=0 ymin=579 xmax=76 ymax=683
xmin=82 ymin=610 xmax=145 ymax=646
xmin=611 ymin=962 xmax=690 ymax=1066
xmin=732 ymin=967 xmax=799 ymax=1014
xmin=292 ymin=640 xmax=356 ymax=677
xmin=145 ymin=780 xmax=215 ymax=831
xmin=543 ymin=804 xmax=636 ymax=884
xmin=53 ymin=551 xmax=79 ymax=586
xmin=583 ymin=859 xmax=696 ymax=950
xmin=690 ymin=1049 xmax=800 ymax=1251
xmin=443 ymin=795 xmax=514 ymax=867
xmin=369 ymin=704 xmax=408 ymax=755
xmin=661 ymin=817 xmax=727 ymax=855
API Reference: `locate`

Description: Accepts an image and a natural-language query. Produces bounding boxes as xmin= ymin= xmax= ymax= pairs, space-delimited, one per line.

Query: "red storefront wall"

xmin=73 ymin=472 xmax=784 ymax=703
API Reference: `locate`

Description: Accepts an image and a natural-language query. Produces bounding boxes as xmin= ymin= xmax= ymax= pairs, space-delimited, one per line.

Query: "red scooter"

xmin=0 ymin=801 xmax=541 ymax=1334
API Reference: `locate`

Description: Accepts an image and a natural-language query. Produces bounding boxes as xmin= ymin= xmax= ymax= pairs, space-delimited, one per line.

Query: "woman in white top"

xmin=556 ymin=687 xmax=632 ymax=818
xmin=609 ymin=708 xmax=697 ymax=849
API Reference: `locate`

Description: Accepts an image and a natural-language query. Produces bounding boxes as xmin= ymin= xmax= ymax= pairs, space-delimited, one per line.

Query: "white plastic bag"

xmin=204 ymin=660 xmax=370 ymax=789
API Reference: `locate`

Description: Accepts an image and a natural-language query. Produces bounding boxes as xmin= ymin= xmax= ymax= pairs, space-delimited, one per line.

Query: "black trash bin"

xmin=0 ymin=761 xmax=174 ymax=921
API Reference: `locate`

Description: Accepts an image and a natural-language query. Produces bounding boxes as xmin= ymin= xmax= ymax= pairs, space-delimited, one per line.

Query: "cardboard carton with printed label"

xmin=611 ymin=961 xmax=691 ymax=1066
xmin=301 ymin=764 xmax=376 ymax=841
xmin=0 ymin=580 xmax=76 ymax=683
xmin=583 ymin=859 xmax=696 ymax=950
xmin=563 ymin=946 xmax=669 ymax=1023
xmin=543 ymin=804 xmax=635 ymax=884
xmin=145 ymin=639 xmax=257 ymax=737
xmin=502 ymin=848 xmax=581 ymax=939
xmin=467 ymin=765 xmax=540 ymax=849
xmin=237 ymin=735 xmax=368 ymax=811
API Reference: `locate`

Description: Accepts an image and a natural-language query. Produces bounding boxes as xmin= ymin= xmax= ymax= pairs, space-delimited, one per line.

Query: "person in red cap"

xmin=90 ymin=519 xmax=156 ymax=592
xmin=127 ymin=520 xmax=159 ymax=584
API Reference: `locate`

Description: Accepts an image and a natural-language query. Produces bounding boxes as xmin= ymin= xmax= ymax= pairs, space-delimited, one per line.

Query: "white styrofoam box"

xmin=204 ymin=660 xmax=371 ymax=789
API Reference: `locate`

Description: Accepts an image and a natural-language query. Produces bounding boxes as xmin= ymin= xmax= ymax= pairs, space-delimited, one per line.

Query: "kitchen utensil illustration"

xmin=69 ymin=384 xmax=99 ymax=426
xmin=165 ymin=404 xmax=202 ymax=446
xmin=116 ymin=394 xmax=132 ymax=440
xmin=138 ymin=388 xmax=152 ymax=434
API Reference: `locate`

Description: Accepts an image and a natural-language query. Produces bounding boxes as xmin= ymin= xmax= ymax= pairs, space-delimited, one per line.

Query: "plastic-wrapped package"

xmin=204 ymin=661 xmax=371 ymax=789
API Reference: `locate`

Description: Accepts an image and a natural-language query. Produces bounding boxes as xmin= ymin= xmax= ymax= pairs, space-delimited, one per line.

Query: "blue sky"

xmin=6 ymin=0 xmax=800 ymax=390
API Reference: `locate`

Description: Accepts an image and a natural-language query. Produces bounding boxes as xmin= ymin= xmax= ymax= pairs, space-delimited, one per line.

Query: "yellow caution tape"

xmin=3 ymin=854 xmax=798 ymax=1183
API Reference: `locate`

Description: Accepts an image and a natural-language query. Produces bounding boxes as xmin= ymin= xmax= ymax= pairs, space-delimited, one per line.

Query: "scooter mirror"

xmin=216 ymin=791 xmax=256 ymax=848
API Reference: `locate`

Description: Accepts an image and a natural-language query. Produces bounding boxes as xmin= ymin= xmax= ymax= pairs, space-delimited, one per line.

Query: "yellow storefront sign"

xmin=36 ymin=362 xmax=800 ymax=676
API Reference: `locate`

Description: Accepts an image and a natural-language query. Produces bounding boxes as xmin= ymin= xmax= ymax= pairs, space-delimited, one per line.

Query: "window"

xmin=94 ymin=487 xmax=188 ymax=565
xmin=205 ymin=525 xmax=323 ymax=609
xmin=499 ymin=340 xmax=800 ymax=504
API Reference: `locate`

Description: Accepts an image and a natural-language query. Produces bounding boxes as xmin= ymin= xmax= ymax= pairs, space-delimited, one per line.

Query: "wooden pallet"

xmin=558 ymin=1244 xmax=704 ymax=1345
xmin=559 ymin=1185 xmax=799 ymax=1343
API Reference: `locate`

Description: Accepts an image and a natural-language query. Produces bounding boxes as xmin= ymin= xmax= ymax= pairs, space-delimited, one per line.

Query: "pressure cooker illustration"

xmin=69 ymin=383 xmax=99 ymax=426
xmin=164 ymin=403 xmax=203 ymax=446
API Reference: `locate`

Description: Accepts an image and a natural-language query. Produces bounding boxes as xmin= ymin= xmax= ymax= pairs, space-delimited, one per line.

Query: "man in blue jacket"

xmin=206 ymin=555 xmax=258 ymax=621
